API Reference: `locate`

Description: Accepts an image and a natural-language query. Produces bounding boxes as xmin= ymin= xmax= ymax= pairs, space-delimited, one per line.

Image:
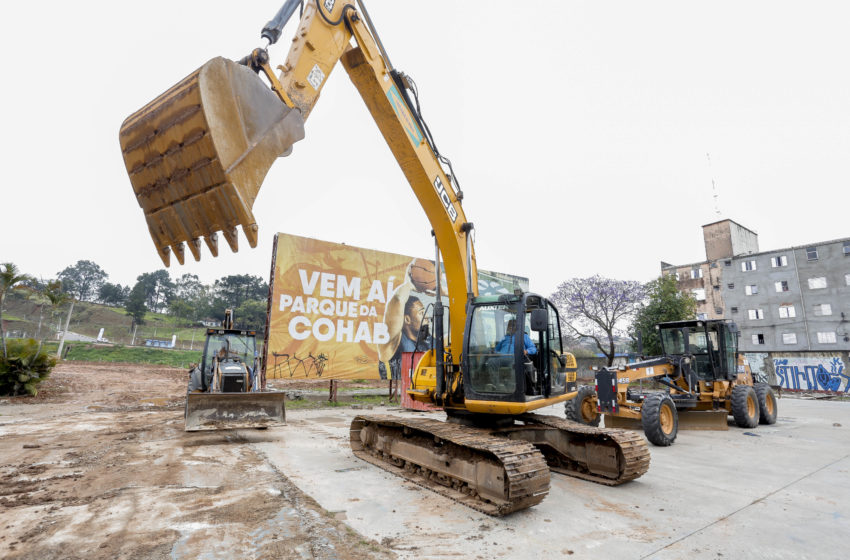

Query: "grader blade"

xmin=119 ymin=57 xmax=305 ymax=266
xmin=185 ymin=391 xmax=286 ymax=432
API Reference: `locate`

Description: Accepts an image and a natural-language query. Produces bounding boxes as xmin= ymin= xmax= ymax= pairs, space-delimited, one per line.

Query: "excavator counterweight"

xmin=119 ymin=57 xmax=305 ymax=266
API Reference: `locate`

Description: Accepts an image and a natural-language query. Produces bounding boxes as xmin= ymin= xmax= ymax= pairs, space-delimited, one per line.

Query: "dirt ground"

xmin=0 ymin=362 xmax=396 ymax=560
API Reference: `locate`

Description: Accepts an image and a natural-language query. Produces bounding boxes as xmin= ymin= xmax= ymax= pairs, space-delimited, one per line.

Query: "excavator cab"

xmin=463 ymin=293 xmax=575 ymax=405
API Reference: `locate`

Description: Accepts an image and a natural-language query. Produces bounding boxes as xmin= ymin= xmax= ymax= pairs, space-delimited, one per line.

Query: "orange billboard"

xmin=264 ymin=233 xmax=527 ymax=381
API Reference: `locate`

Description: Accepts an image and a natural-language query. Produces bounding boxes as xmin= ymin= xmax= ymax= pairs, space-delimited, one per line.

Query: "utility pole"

xmin=56 ymin=299 xmax=76 ymax=358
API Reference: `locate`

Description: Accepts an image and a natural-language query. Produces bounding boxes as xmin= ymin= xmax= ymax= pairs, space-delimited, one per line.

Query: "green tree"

xmin=212 ymin=274 xmax=267 ymax=309
xmin=0 ymin=262 xmax=32 ymax=358
xmin=629 ymin=274 xmax=697 ymax=356
xmin=235 ymin=299 xmax=268 ymax=331
xmin=136 ymin=270 xmax=175 ymax=313
xmin=98 ymin=282 xmax=129 ymax=306
xmin=125 ymin=283 xmax=148 ymax=327
xmin=57 ymin=260 xmax=107 ymax=302
xmin=169 ymin=274 xmax=208 ymax=323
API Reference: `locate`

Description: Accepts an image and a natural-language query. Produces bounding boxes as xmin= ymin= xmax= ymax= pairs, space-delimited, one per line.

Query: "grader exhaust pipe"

xmin=119 ymin=56 xmax=305 ymax=266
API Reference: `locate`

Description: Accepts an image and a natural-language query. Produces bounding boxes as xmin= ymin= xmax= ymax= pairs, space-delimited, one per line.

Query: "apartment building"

xmin=661 ymin=219 xmax=850 ymax=392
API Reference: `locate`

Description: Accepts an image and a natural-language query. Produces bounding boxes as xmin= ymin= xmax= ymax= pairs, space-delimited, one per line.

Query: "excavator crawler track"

xmin=350 ymin=415 xmax=550 ymax=516
xmin=516 ymin=414 xmax=651 ymax=485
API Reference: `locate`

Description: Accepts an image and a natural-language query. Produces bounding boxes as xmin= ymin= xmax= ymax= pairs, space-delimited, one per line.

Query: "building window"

xmin=806 ymin=246 xmax=819 ymax=261
xmin=782 ymin=332 xmax=797 ymax=345
xmin=748 ymin=309 xmax=764 ymax=320
xmin=714 ymin=307 xmax=723 ymax=315
xmin=813 ymin=303 xmax=833 ymax=316
xmin=771 ymin=255 xmax=788 ymax=267
xmin=731 ymin=306 xmax=739 ymax=313
xmin=697 ymin=313 xmax=708 ymax=320
xmin=674 ymin=272 xmax=680 ymax=281
xmin=713 ymin=285 xmax=720 ymax=291
xmin=846 ymin=273 xmax=850 ymax=286
xmin=745 ymin=284 xmax=758 ymax=295
xmin=778 ymin=305 xmax=796 ymax=319
xmin=690 ymin=269 xmax=703 ymax=279
xmin=741 ymin=260 xmax=757 ymax=272
xmin=844 ymin=241 xmax=850 ymax=256
xmin=692 ymin=288 xmax=706 ymax=301
xmin=774 ymin=280 xmax=789 ymax=292
xmin=817 ymin=332 xmax=837 ymax=344
xmin=808 ymin=277 xmax=828 ymax=290
xmin=751 ymin=334 xmax=765 ymax=345
xmin=727 ymin=283 xmax=735 ymax=289
xmin=724 ymin=260 xmax=732 ymax=267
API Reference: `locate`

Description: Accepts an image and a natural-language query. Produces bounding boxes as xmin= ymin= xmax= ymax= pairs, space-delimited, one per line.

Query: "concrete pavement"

xmin=241 ymin=398 xmax=850 ymax=560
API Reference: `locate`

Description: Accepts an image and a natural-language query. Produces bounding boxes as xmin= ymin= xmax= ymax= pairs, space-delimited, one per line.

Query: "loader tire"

xmin=731 ymin=385 xmax=760 ymax=428
xmin=565 ymin=385 xmax=600 ymax=427
xmin=641 ymin=393 xmax=678 ymax=446
xmin=754 ymin=383 xmax=778 ymax=425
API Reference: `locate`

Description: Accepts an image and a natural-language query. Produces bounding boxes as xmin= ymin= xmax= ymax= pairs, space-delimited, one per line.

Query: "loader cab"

xmin=462 ymin=293 xmax=573 ymax=404
xmin=199 ymin=327 xmax=259 ymax=391
xmin=658 ymin=320 xmax=738 ymax=382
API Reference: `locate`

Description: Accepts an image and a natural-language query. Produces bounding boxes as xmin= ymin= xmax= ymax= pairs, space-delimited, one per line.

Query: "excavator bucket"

xmin=185 ymin=391 xmax=287 ymax=432
xmin=119 ymin=57 xmax=305 ymax=266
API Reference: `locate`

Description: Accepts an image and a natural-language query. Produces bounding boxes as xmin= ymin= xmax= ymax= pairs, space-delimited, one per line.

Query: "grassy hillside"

xmin=3 ymin=293 xmax=222 ymax=353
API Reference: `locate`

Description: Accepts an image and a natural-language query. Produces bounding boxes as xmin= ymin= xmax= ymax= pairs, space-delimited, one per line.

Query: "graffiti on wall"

xmin=773 ymin=357 xmax=849 ymax=393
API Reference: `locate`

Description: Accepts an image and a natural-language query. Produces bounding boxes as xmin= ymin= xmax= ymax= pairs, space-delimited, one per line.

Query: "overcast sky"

xmin=2 ymin=1 xmax=848 ymax=296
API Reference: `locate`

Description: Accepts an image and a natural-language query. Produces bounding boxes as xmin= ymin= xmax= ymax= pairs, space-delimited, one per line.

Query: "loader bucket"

xmin=184 ymin=391 xmax=286 ymax=432
xmin=119 ymin=57 xmax=305 ymax=266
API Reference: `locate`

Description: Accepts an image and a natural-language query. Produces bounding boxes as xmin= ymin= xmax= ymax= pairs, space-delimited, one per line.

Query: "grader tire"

xmin=565 ymin=385 xmax=601 ymax=427
xmin=731 ymin=385 xmax=760 ymax=428
xmin=641 ymin=393 xmax=678 ymax=446
xmin=754 ymin=383 xmax=778 ymax=425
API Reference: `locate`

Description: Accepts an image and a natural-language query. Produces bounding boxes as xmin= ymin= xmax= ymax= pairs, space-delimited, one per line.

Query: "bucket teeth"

xmin=244 ymin=223 xmax=259 ymax=248
xmin=222 ymin=227 xmax=239 ymax=253
xmin=204 ymin=232 xmax=219 ymax=257
xmin=172 ymin=242 xmax=186 ymax=265
xmin=119 ymin=56 xmax=306 ymax=266
xmin=188 ymin=238 xmax=202 ymax=261
xmin=157 ymin=246 xmax=172 ymax=268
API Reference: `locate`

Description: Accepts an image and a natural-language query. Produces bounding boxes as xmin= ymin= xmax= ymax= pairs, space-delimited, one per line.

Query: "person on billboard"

xmin=496 ymin=319 xmax=537 ymax=358
xmin=378 ymin=258 xmax=442 ymax=401
xmin=399 ymin=296 xmax=432 ymax=352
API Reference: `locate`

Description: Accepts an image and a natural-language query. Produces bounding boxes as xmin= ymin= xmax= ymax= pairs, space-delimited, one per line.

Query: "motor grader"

xmin=119 ymin=0 xmax=651 ymax=515
xmin=185 ymin=310 xmax=285 ymax=431
xmin=566 ymin=319 xmax=778 ymax=446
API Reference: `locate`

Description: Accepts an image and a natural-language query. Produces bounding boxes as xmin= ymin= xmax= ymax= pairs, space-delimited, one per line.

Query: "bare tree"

xmin=550 ymin=275 xmax=645 ymax=366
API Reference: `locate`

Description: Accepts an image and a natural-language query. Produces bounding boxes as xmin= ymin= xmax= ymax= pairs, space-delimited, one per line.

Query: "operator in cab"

xmin=496 ymin=319 xmax=537 ymax=358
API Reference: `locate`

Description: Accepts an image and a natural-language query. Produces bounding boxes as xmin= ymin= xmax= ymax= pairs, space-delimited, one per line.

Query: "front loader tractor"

xmin=185 ymin=310 xmax=286 ymax=431
xmin=566 ymin=320 xmax=778 ymax=446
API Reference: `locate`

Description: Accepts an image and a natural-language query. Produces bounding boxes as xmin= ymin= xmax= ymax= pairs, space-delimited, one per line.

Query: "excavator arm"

xmin=119 ymin=0 xmax=476 ymax=359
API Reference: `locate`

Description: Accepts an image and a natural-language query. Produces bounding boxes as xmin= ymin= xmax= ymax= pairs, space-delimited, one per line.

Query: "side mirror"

xmin=530 ymin=308 xmax=548 ymax=331
xmin=557 ymin=354 xmax=567 ymax=367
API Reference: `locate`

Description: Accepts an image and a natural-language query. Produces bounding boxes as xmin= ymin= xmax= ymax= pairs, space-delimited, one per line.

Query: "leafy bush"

xmin=0 ymin=339 xmax=56 ymax=397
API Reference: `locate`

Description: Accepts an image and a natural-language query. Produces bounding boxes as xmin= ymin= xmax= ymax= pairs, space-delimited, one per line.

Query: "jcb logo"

xmin=434 ymin=177 xmax=457 ymax=223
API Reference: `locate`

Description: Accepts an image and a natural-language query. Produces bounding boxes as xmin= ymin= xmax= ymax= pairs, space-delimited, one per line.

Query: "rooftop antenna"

xmin=706 ymin=152 xmax=722 ymax=217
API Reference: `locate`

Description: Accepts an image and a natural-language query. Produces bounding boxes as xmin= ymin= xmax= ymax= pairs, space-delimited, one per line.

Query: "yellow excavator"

xmin=119 ymin=0 xmax=650 ymax=515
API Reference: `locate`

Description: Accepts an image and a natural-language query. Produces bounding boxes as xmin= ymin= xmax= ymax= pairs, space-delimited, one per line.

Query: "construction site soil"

xmin=0 ymin=362 xmax=395 ymax=560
